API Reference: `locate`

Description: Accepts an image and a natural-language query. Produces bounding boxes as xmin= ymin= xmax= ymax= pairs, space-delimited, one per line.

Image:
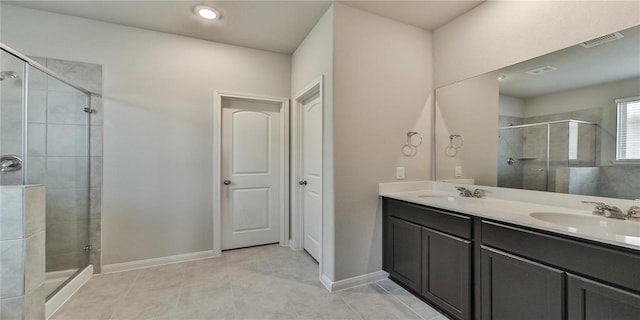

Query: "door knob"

xmin=223 ymin=180 xmax=231 ymax=185
xmin=299 ymin=180 xmax=307 ymax=186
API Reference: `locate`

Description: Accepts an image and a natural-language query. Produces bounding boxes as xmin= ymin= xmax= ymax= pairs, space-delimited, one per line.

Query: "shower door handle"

xmin=0 ymin=155 xmax=22 ymax=172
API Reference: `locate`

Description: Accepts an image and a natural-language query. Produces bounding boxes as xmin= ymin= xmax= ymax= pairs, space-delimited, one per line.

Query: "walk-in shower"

xmin=498 ymin=119 xmax=598 ymax=192
xmin=0 ymin=44 xmax=100 ymax=301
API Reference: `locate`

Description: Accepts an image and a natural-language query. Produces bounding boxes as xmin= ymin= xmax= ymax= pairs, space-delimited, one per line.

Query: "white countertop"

xmin=380 ymin=181 xmax=640 ymax=251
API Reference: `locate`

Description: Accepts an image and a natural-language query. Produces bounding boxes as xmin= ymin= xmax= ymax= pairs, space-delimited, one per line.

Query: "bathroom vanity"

xmin=380 ymin=182 xmax=640 ymax=320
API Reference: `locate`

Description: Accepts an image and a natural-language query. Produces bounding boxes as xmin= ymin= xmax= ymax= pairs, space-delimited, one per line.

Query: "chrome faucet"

xmin=627 ymin=206 xmax=640 ymax=221
xmin=581 ymin=201 xmax=627 ymax=220
xmin=456 ymin=187 xmax=489 ymax=198
xmin=473 ymin=188 xmax=490 ymax=198
xmin=456 ymin=186 xmax=473 ymax=197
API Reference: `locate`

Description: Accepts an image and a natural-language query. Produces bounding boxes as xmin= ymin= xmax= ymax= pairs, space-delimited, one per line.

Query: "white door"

xmin=301 ymin=92 xmax=322 ymax=261
xmin=221 ymin=98 xmax=281 ymax=250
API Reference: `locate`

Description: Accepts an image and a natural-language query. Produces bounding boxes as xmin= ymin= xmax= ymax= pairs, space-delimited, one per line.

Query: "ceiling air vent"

xmin=580 ymin=32 xmax=624 ymax=48
xmin=525 ymin=65 xmax=558 ymax=76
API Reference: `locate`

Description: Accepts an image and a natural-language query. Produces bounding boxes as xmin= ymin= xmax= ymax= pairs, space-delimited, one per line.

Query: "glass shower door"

xmin=0 ymin=51 xmax=25 ymax=185
xmin=24 ymin=64 xmax=91 ymax=298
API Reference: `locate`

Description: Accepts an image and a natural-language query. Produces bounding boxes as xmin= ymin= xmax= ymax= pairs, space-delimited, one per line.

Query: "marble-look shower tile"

xmin=46 ymin=251 xmax=79 ymax=272
xmin=46 ymin=124 xmax=88 ymax=157
xmin=27 ymin=60 xmax=48 ymax=91
xmin=26 ymin=156 xmax=46 ymax=185
xmin=0 ymin=295 xmax=25 ymax=319
xmin=24 ymin=284 xmax=45 ymax=320
xmin=0 ymin=120 xmax=24 ymax=155
xmin=0 ymin=188 xmax=24 ymax=240
xmin=90 ymin=96 xmax=103 ymax=125
xmin=0 ymin=238 xmax=25 ymax=298
xmin=27 ymin=89 xmax=47 ymax=124
xmin=45 ymin=221 xmax=78 ymax=255
xmin=46 ymin=58 xmax=102 ymax=95
xmin=46 ymin=188 xmax=80 ymax=224
xmin=27 ymin=123 xmax=47 ymax=156
xmin=47 ymin=91 xmax=87 ymax=125
xmin=90 ymin=157 xmax=102 ymax=189
xmin=25 ymin=186 xmax=45 ymax=237
xmin=24 ymin=232 xmax=45 ymax=293
xmin=44 ymin=157 xmax=88 ymax=189
xmin=90 ymin=126 xmax=103 ymax=157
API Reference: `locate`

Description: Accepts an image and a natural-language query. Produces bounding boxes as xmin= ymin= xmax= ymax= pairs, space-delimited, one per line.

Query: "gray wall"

xmin=291 ymin=5 xmax=335 ymax=280
xmin=333 ymin=3 xmax=433 ymax=281
xmin=433 ymin=1 xmax=640 ymax=87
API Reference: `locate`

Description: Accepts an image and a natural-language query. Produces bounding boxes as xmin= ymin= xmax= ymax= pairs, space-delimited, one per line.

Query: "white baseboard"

xmin=46 ymin=264 xmax=93 ymax=319
xmin=321 ymin=270 xmax=389 ymax=292
xmin=102 ymin=250 xmax=218 ymax=274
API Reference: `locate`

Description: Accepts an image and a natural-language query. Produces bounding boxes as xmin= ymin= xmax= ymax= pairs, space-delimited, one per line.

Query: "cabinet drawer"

xmin=384 ymin=198 xmax=472 ymax=239
xmin=482 ymin=220 xmax=640 ymax=292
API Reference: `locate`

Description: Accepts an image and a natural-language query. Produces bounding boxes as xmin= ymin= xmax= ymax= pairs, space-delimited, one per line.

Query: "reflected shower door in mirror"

xmin=435 ymin=24 xmax=640 ymax=200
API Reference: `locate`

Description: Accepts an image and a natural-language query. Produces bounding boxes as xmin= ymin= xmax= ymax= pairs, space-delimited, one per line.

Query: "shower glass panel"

xmin=498 ymin=120 xmax=598 ymax=193
xmin=0 ymin=48 xmax=92 ymax=299
xmin=0 ymin=51 xmax=26 ymax=185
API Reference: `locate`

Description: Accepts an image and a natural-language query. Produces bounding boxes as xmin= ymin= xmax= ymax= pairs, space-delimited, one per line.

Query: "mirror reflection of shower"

xmin=498 ymin=119 xmax=598 ymax=193
xmin=0 ymin=70 xmax=18 ymax=81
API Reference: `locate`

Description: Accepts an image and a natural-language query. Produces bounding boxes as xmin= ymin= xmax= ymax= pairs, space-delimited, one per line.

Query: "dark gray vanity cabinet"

xmin=386 ymin=216 xmax=423 ymax=292
xmin=382 ymin=197 xmax=640 ymax=320
xmin=383 ymin=198 xmax=472 ymax=320
xmin=422 ymin=228 xmax=471 ymax=320
xmin=481 ymin=246 xmax=564 ymax=320
xmin=482 ymin=220 xmax=640 ymax=320
xmin=567 ymin=274 xmax=640 ymax=320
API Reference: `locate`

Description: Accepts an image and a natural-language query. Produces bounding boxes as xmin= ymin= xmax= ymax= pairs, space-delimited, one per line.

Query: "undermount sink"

xmin=529 ymin=212 xmax=640 ymax=237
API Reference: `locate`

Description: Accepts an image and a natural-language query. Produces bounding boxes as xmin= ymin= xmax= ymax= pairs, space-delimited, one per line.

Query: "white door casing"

xmin=291 ymin=76 xmax=323 ymax=265
xmin=213 ymin=92 xmax=289 ymax=254
xmin=302 ymin=92 xmax=322 ymax=261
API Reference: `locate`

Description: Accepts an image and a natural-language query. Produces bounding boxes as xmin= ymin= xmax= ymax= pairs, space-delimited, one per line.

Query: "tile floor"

xmin=51 ymin=244 xmax=448 ymax=320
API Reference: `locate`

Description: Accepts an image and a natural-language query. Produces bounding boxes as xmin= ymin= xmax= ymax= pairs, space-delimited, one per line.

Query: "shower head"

xmin=0 ymin=71 xmax=19 ymax=81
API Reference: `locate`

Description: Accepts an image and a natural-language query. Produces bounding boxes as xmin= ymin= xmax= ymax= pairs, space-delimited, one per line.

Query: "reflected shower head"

xmin=0 ymin=71 xmax=18 ymax=81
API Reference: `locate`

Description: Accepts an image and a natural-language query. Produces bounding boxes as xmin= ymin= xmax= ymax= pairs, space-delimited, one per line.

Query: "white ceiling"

xmin=4 ymin=0 xmax=484 ymax=54
xmin=499 ymin=25 xmax=640 ymax=99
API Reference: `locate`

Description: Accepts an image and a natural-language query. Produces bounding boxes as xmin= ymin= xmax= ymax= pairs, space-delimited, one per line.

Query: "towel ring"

xmin=402 ymin=131 xmax=422 ymax=157
xmin=445 ymin=134 xmax=463 ymax=157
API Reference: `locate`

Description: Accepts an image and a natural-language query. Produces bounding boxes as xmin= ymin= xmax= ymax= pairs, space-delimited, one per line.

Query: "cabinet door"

xmin=481 ymin=247 xmax=564 ymax=320
xmin=422 ymin=228 xmax=471 ymax=320
xmin=568 ymin=274 xmax=640 ymax=320
xmin=388 ymin=217 xmax=422 ymax=292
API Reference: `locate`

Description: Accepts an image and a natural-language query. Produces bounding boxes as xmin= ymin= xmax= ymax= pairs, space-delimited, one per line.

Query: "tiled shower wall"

xmin=497 ymin=115 xmax=524 ymax=188
xmin=27 ymin=57 xmax=103 ymax=273
xmin=0 ymin=185 xmax=46 ymax=320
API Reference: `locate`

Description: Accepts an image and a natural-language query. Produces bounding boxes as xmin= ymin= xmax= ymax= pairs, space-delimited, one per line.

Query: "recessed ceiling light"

xmin=195 ymin=6 xmax=219 ymax=20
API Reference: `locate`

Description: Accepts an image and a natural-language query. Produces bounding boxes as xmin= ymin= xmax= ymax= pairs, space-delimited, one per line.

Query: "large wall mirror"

xmin=435 ymin=24 xmax=640 ymax=200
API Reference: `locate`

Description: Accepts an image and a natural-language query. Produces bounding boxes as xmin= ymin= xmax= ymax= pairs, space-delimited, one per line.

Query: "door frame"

xmin=291 ymin=76 xmax=323 ymax=262
xmin=213 ymin=91 xmax=290 ymax=255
